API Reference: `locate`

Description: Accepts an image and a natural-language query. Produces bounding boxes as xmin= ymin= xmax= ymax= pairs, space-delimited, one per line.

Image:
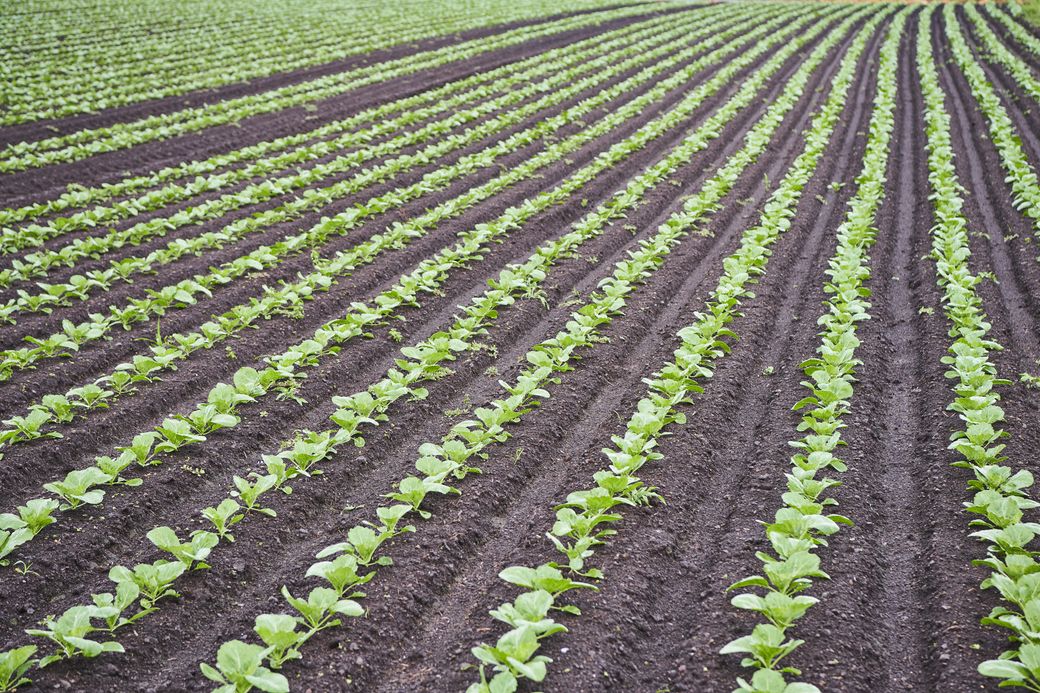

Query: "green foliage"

xmin=199 ymin=641 xmax=288 ymax=693
xmin=1019 ymin=0 xmax=1040 ymax=28
xmin=25 ymin=606 xmax=124 ymax=667
xmin=0 ymin=3 xmax=659 ymax=164
xmin=0 ymin=646 xmax=36 ymax=691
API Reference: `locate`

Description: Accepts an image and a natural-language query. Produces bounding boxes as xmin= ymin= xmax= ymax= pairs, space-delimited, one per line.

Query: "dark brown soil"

xmin=2 ymin=14 xmax=851 ymax=687
xmin=2 ymin=5 xmax=1039 ymax=693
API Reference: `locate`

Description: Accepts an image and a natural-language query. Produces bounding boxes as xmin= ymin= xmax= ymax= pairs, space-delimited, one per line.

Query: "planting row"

xmin=0 ymin=11 xmax=686 ymax=256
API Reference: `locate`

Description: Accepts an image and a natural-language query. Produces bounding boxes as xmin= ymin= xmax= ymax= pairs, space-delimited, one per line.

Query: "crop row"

xmin=2 ymin=3 xmax=487 ymax=123
xmin=0 ymin=3 xmax=666 ymax=172
xmin=1 ymin=1 xmax=655 ymax=124
xmin=463 ymin=6 xmax=885 ymax=691
xmin=966 ymin=5 xmax=1040 ymax=104
xmin=916 ymin=7 xmax=1040 ymax=689
xmin=0 ymin=11 xmax=685 ymax=254
xmin=984 ymin=4 xmax=1040 ymax=59
xmin=721 ymin=9 xmax=903 ymax=692
xmin=944 ymin=6 xmax=1040 ymax=251
xmin=0 ymin=5 xmax=803 ymax=568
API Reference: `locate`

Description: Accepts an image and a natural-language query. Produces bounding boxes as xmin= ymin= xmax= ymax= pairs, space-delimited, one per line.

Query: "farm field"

xmin=2 ymin=0 xmax=1040 ymax=691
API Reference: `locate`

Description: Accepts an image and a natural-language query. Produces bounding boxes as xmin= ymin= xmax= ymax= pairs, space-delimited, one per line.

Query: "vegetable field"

xmin=2 ymin=0 xmax=1040 ymax=690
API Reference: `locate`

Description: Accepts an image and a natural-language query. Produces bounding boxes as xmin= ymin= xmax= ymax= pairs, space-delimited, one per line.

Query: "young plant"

xmin=0 ymin=646 xmax=37 ymax=692
xmin=199 ymin=641 xmax=288 ymax=693
xmin=146 ymin=527 xmax=219 ymax=570
xmin=25 ymin=606 xmax=124 ymax=667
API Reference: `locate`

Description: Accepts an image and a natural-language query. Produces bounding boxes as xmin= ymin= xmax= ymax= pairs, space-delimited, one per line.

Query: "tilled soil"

xmin=2 ymin=3 xmax=1039 ymax=692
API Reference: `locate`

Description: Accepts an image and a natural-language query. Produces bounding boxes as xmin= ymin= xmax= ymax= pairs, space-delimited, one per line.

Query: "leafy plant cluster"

xmin=0 ymin=532 xmax=212 ymax=690
xmin=0 ymin=15 xmax=697 ymax=311
xmin=948 ymin=6 xmax=1040 ymax=254
xmin=0 ymin=368 xmax=263 ymax=565
xmin=1 ymin=0 xmax=581 ymax=123
xmin=0 ymin=6 xmax=738 ymax=389
xmin=463 ymin=7 xmax=885 ymax=690
xmin=0 ymin=4 xmax=661 ymax=172
xmin=985 ymin=4 xmax=1040 ymax=59
xmin=917 ymin=8 xmax=1040 ymax=690
xmin=0 ymin=13 xmax=680 ymax=257
xmin=1 ymin=5 xmax=451 ymax=123
xmin=721 ymin=11 xmax=904 ymax=693
xmin=0 ymin=4 xmax=782 ymax=569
